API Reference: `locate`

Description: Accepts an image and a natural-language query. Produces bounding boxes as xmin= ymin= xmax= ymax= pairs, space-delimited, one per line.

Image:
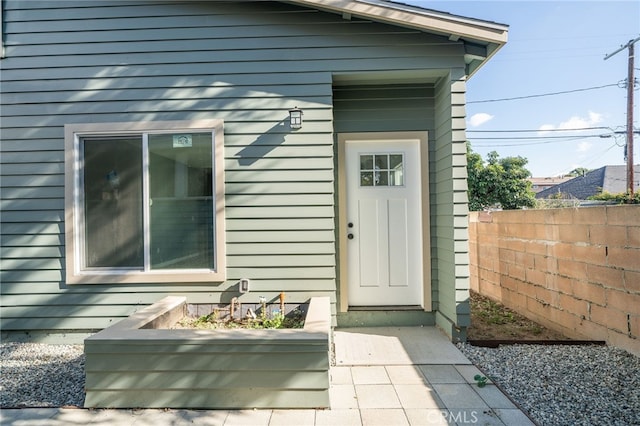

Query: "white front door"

xmin=345 ymin=139 xmax=423 ymax=306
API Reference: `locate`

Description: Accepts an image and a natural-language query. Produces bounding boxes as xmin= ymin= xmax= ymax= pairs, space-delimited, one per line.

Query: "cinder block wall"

xmin=469 ymin=206 xmax=639 ymax=356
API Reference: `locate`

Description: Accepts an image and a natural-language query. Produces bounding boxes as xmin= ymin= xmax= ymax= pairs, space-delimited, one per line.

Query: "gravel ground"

xmin=1 ymin=341 xmax=639 ymax=426
xmin=457 ymin=343 xmax=640 ymax=426
xmin=0 ymin=343 xmax=85 ymax=408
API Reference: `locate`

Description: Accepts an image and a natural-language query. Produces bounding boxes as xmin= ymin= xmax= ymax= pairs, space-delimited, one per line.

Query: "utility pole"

xmin=605 ymin=36 xmax=639 ymax=200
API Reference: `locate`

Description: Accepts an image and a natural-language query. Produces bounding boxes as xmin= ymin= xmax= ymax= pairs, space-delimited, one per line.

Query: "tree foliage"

xmin=467 ymin=143 xmax=537 ymax=211
xmin=566 ymin=167 xmax=590 ymax=177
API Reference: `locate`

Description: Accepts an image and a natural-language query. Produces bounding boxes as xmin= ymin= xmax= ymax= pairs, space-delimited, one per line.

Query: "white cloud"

xmin=558 ymin=111 xmax=603 ymax=130
xmin=468 ymin=113 xmax=494 ymax=127
xmin=539 ymin=111 xmax=604 ymax=134
xmin=577 ymin=141 xmax=593 ymax=152
xmin=538 ymin=111 xmax=603 ymax=155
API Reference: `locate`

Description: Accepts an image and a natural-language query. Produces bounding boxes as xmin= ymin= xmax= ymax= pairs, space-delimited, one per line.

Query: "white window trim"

xmin=1 ymin=0 xmax=5 ymax=59
xmin=64 ymin=120 xmax=226 ymax=284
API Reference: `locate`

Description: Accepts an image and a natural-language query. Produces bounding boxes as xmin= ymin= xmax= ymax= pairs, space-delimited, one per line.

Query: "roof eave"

xmin=285 ymin=0 xmax=508 ymax=77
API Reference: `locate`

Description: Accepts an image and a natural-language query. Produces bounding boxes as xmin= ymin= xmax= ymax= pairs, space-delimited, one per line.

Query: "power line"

xmin=469 ymin=130 xmax=636 ymax=147
xmin=574 ymin=143 xmax=622 ymax=170
xmin=467 ymin=83 xmax=619 ymax=104
xmin=467 ymin=126 xmax=612 ymax=133
xmin=471 ymin=138 xmax=589 ymax=148
xmin=470 ymin=134 xmax=606 ymax=141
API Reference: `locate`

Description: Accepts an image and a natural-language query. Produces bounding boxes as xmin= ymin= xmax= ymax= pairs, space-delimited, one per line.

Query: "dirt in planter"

xmin=173 ymin=308 xmax=305 ymax=330
xmin=467 ymin=290 xmax=568 ymax=341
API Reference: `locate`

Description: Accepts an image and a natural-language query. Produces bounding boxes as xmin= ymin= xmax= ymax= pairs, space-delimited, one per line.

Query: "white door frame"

xmin=338 ymin=131 xmax=431 ymax=312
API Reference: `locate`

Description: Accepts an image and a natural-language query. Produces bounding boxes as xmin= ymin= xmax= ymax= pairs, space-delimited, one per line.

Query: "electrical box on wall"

xmin=239 ymin=278 xmax=250 ymax=293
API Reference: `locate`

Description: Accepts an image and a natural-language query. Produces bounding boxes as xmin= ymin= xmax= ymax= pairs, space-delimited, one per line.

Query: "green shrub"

xmin=588 ymin=191 xmax=640 ymax=204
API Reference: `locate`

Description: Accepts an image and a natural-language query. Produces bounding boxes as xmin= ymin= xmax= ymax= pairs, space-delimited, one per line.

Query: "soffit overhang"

xmin=284 ymin=0 xmax=509 ymax=77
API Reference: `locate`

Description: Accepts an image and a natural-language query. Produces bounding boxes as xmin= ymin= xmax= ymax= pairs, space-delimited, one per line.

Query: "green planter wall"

xmin=84 ymin=296 xmax=331 ymax=409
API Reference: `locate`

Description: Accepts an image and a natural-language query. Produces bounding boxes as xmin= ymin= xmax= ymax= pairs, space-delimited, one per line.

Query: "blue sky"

xmin=404 ymin=1 xmax=640 ymax=177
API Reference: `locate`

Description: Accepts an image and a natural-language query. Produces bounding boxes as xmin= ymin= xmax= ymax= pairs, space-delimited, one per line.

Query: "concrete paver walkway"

xmin=1 ymin=327 xmax=535 ymax=426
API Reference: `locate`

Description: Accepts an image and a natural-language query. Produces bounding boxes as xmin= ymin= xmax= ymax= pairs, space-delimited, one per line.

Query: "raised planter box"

xmin=84 ymin=296 xmax=331 ymax=409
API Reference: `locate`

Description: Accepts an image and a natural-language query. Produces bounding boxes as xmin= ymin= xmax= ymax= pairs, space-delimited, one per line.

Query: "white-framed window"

xmin=64 ymin=120 xmax=225 ymax=284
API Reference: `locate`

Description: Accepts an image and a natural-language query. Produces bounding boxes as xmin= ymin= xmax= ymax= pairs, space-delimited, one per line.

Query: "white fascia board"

xmin=285 ymin=0 xmax=508 ymax=45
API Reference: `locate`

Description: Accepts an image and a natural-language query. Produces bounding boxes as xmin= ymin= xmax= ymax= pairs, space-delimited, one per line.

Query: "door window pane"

xmin=359 ymin=153 xmax=404 ymax=187
xmin=83 ymin=138 xmax=144 ymax=268
xmin=361 ymin=171 xmax=374 ymax=186
xmin=377 ymin=169 xmax=389 ymax=186
xmin=375 ymin=155 xmax=388 ymax=170
xmin=148 ymin=133 xmax=214 ymax=269
xmin=389 ymin=154 xmax=404 ymax=186
xmin=360 ymin=155 xmax=373 ymax=170
xmin=390 ymin=154 xmax=403 ymax=169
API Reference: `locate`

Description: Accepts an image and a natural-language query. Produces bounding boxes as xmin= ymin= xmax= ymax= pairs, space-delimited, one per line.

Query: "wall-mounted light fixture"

xmin=289 ymin=106 xmax=303 ymax=129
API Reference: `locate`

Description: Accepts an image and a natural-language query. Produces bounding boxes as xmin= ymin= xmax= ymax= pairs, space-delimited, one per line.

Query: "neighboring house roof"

xmin=528 ymin=176 xmax=574 ymax=193
xmin=536 ymin=165 xmax=640 ymax=199
xmin=286 ymin=0 xmax=509 ymax=77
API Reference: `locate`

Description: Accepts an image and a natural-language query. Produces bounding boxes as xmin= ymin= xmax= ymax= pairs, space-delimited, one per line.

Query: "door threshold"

xmin=349 ymin=305 xmax=423 ymax=312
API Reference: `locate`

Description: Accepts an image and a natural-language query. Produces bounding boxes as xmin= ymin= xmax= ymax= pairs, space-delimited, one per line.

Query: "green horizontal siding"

xmin=1 ymin=268 xmax=338 ymax=284
xmin=225 ymin=206 xmax=334 ymax=219
xmin=333 ymin=84 xmax=437 ymax=134
xmin=1 ymin=199 xmax=64 ymax=211
xmin=1 ymin=247 xmax=62 ymax=258
xmin=1 ymin=211 xmax=63 ymax=223
xmin=226 ymin=194 xmax=334 ymax=206
xmin=226 ymin=255 xmax=335 ymax=268
xmin=0 ymin=281 xmax=336 ymax=299
xmin=227 ymin=230 xmax=334 ymax=243
xmin=2 ymin=305 xmax=140 ymax=319
xmin=1 ymin=234 xmax=64 ymax=246
xmin=2 ymin=51 xmax=462 ymax=73
xmin=226 ymin=218 xmax=334 ymax=231
xmin=1 ymin=0 xmax=466 ymax=334
xmin=85 ymin=371 xmax=329 ymax=389
xmin=2 ymin=74 xmax=332 ymax=93
xmin=2 ymin=86 xmax=332 ymax=104
xmin=86 ymin=352 xmax=327 ymax=371
xmin=432 ymin=73 xmax=470 ymax=340
xmin=227 ymin=243 xmax=335 ymax=256
xmin=225 ymin=157 xmax=334 ymax=170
